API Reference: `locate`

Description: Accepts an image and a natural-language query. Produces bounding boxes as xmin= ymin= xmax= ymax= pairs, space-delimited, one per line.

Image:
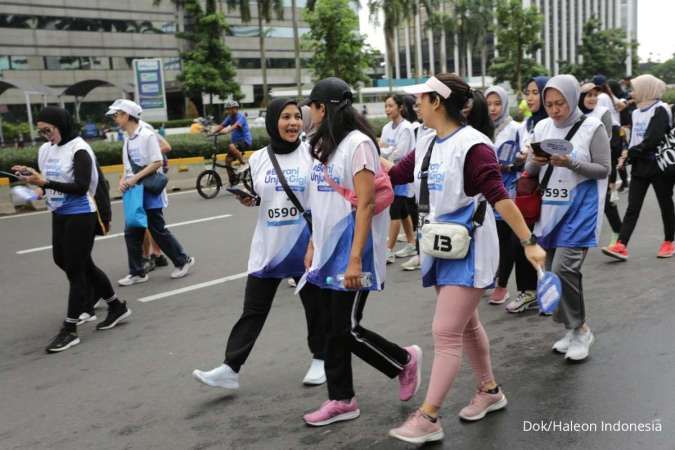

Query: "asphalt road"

xmin=0 ymin=187 xmax=673 ymax=450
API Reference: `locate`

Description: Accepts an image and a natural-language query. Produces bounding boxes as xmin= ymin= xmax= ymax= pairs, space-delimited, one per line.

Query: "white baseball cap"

xmin=106 ymin=99 xmax=142 ymax=119
xmin=403 ymin=76 xmax=452 ymax=99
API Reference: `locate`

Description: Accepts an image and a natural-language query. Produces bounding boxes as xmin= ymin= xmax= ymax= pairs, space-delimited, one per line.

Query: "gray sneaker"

xmin=505 ymin=290 xmax=537 ymax=313
xmin=171 ymin=256 xmax=195 ymax=279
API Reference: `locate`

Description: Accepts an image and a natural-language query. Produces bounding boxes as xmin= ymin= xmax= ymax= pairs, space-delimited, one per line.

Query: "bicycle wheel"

xmin=196 ymin=170 xmax=222 ymax=199
xmin=241 ymin=167 xmax=254 ymax=193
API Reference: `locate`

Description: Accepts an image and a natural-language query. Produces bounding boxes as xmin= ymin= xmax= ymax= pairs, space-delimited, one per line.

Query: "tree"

xmin=177 ymin=0 xmax=239 ymax=115
xmin=303 ymin=0 xmax=377 ymax=86
xmin=559 ymin=18 xmax=629 ymax=80
xmin=225 ymin=0 xmax=284 ymax=107
xmin=367 ymin=0 xmax=408 ymax=86
xmin=489 ymin=0 xmax=547 ymax=93
xmin=645 ymin=55 xmax=675 ymax=84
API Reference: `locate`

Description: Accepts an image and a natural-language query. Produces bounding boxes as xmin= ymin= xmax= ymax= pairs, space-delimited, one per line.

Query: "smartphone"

xmin=530 ymin=142 xmax=551 ymax=158
xmin=226 ymin=187 xmax=257 ymax=200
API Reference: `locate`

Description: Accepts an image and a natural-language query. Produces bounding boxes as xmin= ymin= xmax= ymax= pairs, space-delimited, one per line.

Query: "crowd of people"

xmin=11 ymin=68 xmax=673 ymax=444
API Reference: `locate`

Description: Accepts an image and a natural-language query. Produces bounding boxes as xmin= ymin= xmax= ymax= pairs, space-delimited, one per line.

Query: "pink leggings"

xmin=424 ymin=285 xmax=495 ymax=408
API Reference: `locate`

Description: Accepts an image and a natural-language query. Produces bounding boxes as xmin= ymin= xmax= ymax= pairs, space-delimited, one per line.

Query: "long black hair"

xmin=309 ymin=100 xmax=379 ymax=164
xmin=467 ymin=90 xmax=495 ymax=140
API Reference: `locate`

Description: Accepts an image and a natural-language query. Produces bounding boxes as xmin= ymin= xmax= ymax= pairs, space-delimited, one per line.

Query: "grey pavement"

xmin=0 ymin=188 xmax=673 ymax=450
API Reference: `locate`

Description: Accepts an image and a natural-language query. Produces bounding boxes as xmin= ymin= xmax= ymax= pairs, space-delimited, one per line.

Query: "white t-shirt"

xmin=596 ymin=92 xmax=622 ymax=127
xmin=122 ymin=124 xmax=168 ymax=209
xmin=247 ymin=143 xmax=313 ymax=278
xmin=381 ymin=119 xmax=415 ymax=197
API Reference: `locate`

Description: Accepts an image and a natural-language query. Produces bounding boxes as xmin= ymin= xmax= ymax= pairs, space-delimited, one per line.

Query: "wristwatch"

xmin=521 ymin=234 xmax=538 ymax=247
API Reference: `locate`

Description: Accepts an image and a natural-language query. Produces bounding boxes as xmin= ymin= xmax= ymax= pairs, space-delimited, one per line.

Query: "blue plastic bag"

xmin=123 ymin=185 xmax=147 ymax=229
xmin=537 ymin=267 xmax=562 ymax=315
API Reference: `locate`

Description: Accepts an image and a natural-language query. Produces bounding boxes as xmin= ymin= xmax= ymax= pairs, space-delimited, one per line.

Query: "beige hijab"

xmin=631 ymin=74 xmax=666 ymax=109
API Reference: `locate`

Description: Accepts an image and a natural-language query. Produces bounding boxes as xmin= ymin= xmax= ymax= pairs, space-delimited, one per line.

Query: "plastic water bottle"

xmin=325 ymin=272 xmax=373 ymax=289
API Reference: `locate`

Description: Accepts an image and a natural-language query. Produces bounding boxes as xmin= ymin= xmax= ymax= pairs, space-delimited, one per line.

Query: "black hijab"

xmin=35 ymin=106 xmax=79 ymax=145
xmin=265 ymin=98 xmax=302 ymax=155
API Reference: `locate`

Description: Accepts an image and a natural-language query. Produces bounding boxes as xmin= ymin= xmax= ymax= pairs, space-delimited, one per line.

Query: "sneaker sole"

xmin=601 ymin=248 xmax=628 ymax=261
xmin=565 ymin=334 xmax=595 ymax=361
xmin=47 ymin=337 xmax=81 ymax=353
xmin=171 ymin=258 xmax=196 ymax=279
xmin=401 ymin=265 xmax=421 ymax=271
xmin=192 ymin=371 xmax=240 ymax=390
xmin=96 ymin=309 xmax=132 ymax=331
xmin=505 ymin=301 xmax=538 ymax=313
xmin=388 ymin=429 xmax=444 ymax=444
xmin=657 ymin=253 xmax=674 ymax=259
xmin=488 ymin=293 xmax=510 ymax=305
xmin=395 ymin=250 xmax=418 ymax=258
xmin=459 ymin=395 xmax=508 ymax=421
xmin=118 ymin=277 xmax=149 ymax=286
xmin=302 ymin=375 xmax=326 ymax=386
xmin=77 ymin=315 xmax=97 ymax=325
xmin=304 ymin=409 xmax=360 ymax=427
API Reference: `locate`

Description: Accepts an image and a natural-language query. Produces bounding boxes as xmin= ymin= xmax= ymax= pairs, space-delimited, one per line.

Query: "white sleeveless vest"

xmin=414 ymin=126 xmax=499 ymax=289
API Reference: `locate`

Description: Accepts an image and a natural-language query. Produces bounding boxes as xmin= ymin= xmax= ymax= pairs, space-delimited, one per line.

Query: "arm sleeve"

xmin=145 ymin=133 xmax=163 ymax=163
xmin=463 ymin=144 xmax=510 ymax=206
xmin=44 ymin=150 xmax=92 ymax=195
xmin=221 ymin=117 xmax=232 ymax=127
xmin=351 ymin=141 xmax=378 ymax=175
xmin=628 ymin=107 xmax=671 ymax=159
xmin=567 ymin=126 xmax=611 ymax=179
xmin=601 ymin=111 xmax=613 ymax=138
xmin=388 ymin=150 xmax=416 ymax=185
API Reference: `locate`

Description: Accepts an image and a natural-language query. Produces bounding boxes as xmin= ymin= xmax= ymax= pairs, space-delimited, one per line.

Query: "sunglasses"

xmin=38 ymin=126 xmax=56 ymax=136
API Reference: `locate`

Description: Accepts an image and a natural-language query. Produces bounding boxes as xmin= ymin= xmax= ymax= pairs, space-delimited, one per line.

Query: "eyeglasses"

xmin=38 ymin=126 xmax=56 ymax=136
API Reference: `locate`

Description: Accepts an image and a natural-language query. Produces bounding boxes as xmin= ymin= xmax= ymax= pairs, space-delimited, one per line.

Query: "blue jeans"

xmin=124 ymin=208 xmax=188 ymax=276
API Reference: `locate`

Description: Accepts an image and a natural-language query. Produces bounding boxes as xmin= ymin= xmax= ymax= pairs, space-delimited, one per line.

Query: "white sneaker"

xmin=565 ymin=329 xmax=594 ymax=361
xmin=77 ymin=312 xmax=97 ymax=325
xmin=552 ymin=330 xmax=575 ymax=354
xmin=192 ymin=364 xmax=240 ymax=389
xmin=401 ymin=255 xmax=421 ymax=271
xmin=171 ymin=257 xmax=195 ymax=279
xmin=395 ymin=243 xmax=417 ymax=258
xmin=386 ymin=249 xmax=396 ymax=264
xmin=118 ymin=274 xmax=149 ymax=286
xmin=302 ymin=359 xmax=326 ymax=385
xmin=287 ymin=278 xmax=297 ymax=288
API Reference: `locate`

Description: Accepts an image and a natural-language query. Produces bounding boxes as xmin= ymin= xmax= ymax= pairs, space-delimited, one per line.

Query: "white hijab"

xmin=631 ymin=74 xmax=667 ymax=110
xmin=485 ymin=86 xmax=511 ymax=136
xmin=543 ymin=75 xmax=584 ymax=129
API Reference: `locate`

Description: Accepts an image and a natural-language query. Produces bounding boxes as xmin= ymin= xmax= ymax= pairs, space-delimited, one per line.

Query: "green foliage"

xmin=489 ymin=0 xmax=547 ymax=92
xmin=649 ymin=56 xmax=675 ymax=84
xmin=1 ymin=122 xmax=31 ymax=141
xmin=303 ymin=0 xmax=377 ymax=86
xmin=662 ymin=88 xmax=675 ymax=105
xmin=177 ymin=0 xmax=239 ymax=104
xmin=559 ymin=18 xmax=629 ymax=81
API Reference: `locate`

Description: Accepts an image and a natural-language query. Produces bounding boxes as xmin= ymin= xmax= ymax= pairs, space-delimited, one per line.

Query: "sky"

xmin=359 ymin=0 xmax=675 ymax=63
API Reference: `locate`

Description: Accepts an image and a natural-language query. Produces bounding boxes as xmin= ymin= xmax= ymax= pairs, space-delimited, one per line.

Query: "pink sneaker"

xmin=303 ymin=398 xmax=360 ymax=426
xmin=657 ymin=241 xmax=675 ymax=258
xmin=389 ymin=410 xmax=444 ymax=444
xmin=399 ymin=345 xmax=422 ymax=401
xmin=489 ymin=286 xmax=510 ymax=304
xmin=458 ymin=387 xmax=508 ymax=421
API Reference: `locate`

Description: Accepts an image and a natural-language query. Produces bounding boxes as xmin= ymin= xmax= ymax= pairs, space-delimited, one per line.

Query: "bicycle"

xmin=196 ymin=132 xmax=254 ymax=199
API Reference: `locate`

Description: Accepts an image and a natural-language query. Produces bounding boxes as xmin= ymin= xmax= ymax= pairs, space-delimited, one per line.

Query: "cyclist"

xmin=212 ymin=100 xmax=252 ymax=180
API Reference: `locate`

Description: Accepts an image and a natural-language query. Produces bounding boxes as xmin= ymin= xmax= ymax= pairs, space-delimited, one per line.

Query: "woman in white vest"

xmin=192 ymin=98 xmax=328 ymax=392
xmin=13 ymin=106 xmax=130 ymax=354
xmin=527 ymin=75 xmax=611 ymax=362
xmin=602 ymin=74 xmax=674 ymax=260
xmin=386 ymin=74 xmax=545 ymax=445
xmin=484 ymin=86 xmax=539 ymax=310
xmin=579 ymin=83 xmax=623 ymax=246
xmin=302 ymin=77 xmax=420 ymax=428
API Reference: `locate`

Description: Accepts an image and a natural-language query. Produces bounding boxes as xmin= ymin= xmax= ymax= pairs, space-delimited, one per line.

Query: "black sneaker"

xmin=152 ymin=254 xmax=169 ymax=267
xmin=46 ymin=328 xmax=80 ymax=353
xmin=143 ymin=257 xmax=156 ymax=273
xmin=96 ymin=301 xmax=132 ymax=331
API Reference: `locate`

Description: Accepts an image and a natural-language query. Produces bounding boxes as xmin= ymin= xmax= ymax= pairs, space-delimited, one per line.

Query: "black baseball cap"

xmin=303 ymin=77 xmax=353 ymax=106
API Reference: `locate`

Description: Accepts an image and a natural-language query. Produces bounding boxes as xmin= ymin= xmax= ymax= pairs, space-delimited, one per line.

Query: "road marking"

xmin=0 ymin=189 xmax=202 ymax=220
xmin=16 ymin=214 xmax=232 ymax=255
xmin=137 ymin=272 xmax=248 ymax=303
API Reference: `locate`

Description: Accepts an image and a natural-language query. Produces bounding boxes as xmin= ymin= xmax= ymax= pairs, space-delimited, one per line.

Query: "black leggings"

xmin=52 ymin=213 xmax=115 ymax=321
xmin=496 ymin=220 xmax=537 ymax=291
xmin=618 ymin=174 xmax=675 ymax=244
xmin=224 ymin=276 xmax=327 ymax=372
xmin=322 ymin=289 xmax=409 ymax=400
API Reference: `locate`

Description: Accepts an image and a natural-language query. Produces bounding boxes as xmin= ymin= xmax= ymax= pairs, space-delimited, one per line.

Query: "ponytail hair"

xmin=466 ymin=90 xmax=495 ymax=140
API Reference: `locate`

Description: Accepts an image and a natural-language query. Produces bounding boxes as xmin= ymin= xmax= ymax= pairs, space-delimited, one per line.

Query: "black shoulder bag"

xmin=267 ymin=147 xmax=312 ymax=231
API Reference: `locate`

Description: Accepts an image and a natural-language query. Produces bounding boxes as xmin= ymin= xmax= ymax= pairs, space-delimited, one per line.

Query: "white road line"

xmin=137 ymin=272 xmax=248 ymax=303
xmin=16 ymin=213 xmax=232 ymax=255
xmin=0 ymin=189 xmax=201 ymax=220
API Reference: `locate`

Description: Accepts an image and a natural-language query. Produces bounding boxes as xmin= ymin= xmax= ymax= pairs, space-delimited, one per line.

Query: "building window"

xmin=1 ymin=56 xmax=41 ymax=70
xmin=0 ymin=14 xmax=175 ymax=34
xmin=227 ymin=25 xmax=310 ymax=38
xmin=163 ymin=57 xmax=181 ymax=71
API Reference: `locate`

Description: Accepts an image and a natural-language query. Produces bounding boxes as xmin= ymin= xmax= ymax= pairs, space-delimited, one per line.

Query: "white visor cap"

xmin=403 ymin=76 xmax=452 ymax=99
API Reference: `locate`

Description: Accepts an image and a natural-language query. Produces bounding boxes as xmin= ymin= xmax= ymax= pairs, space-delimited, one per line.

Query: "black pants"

xmin=224 ymin=276 xmax=327 ymax=372
xmin=125 ymin=208 xmax=188 ymax=276
xmin=322 ymin=289 xmax=409 ymax=401
xmin=496 ymin=220 xmax=537 ymax=291
xmin=604 ymin=188 xmax=623 ymax=234
xmin=618 ymin=174 xmax=675 ymax=244
xmin=52 ymin=213 xmax=114 ymax=321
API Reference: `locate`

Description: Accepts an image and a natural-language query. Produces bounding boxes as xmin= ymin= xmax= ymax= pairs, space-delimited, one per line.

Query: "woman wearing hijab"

xmin=602 ymin=74 xmax=675 ymax=261
xmin=192 ymin=98 xmax=328 ymax=390
xmin=12 ymin=106 xmax=129 ymax=353
xmin=526 ymin=75 xmax=611 ymax=361
xmin=580 ymin=83 xmax=623 ymax=245
xmin=485 ymin=86 xmax=539 ymax=309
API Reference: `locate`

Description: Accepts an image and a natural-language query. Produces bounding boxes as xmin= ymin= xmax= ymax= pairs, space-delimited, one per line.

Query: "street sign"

xmin=132 ymin=59 xmax=168 ymax=122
